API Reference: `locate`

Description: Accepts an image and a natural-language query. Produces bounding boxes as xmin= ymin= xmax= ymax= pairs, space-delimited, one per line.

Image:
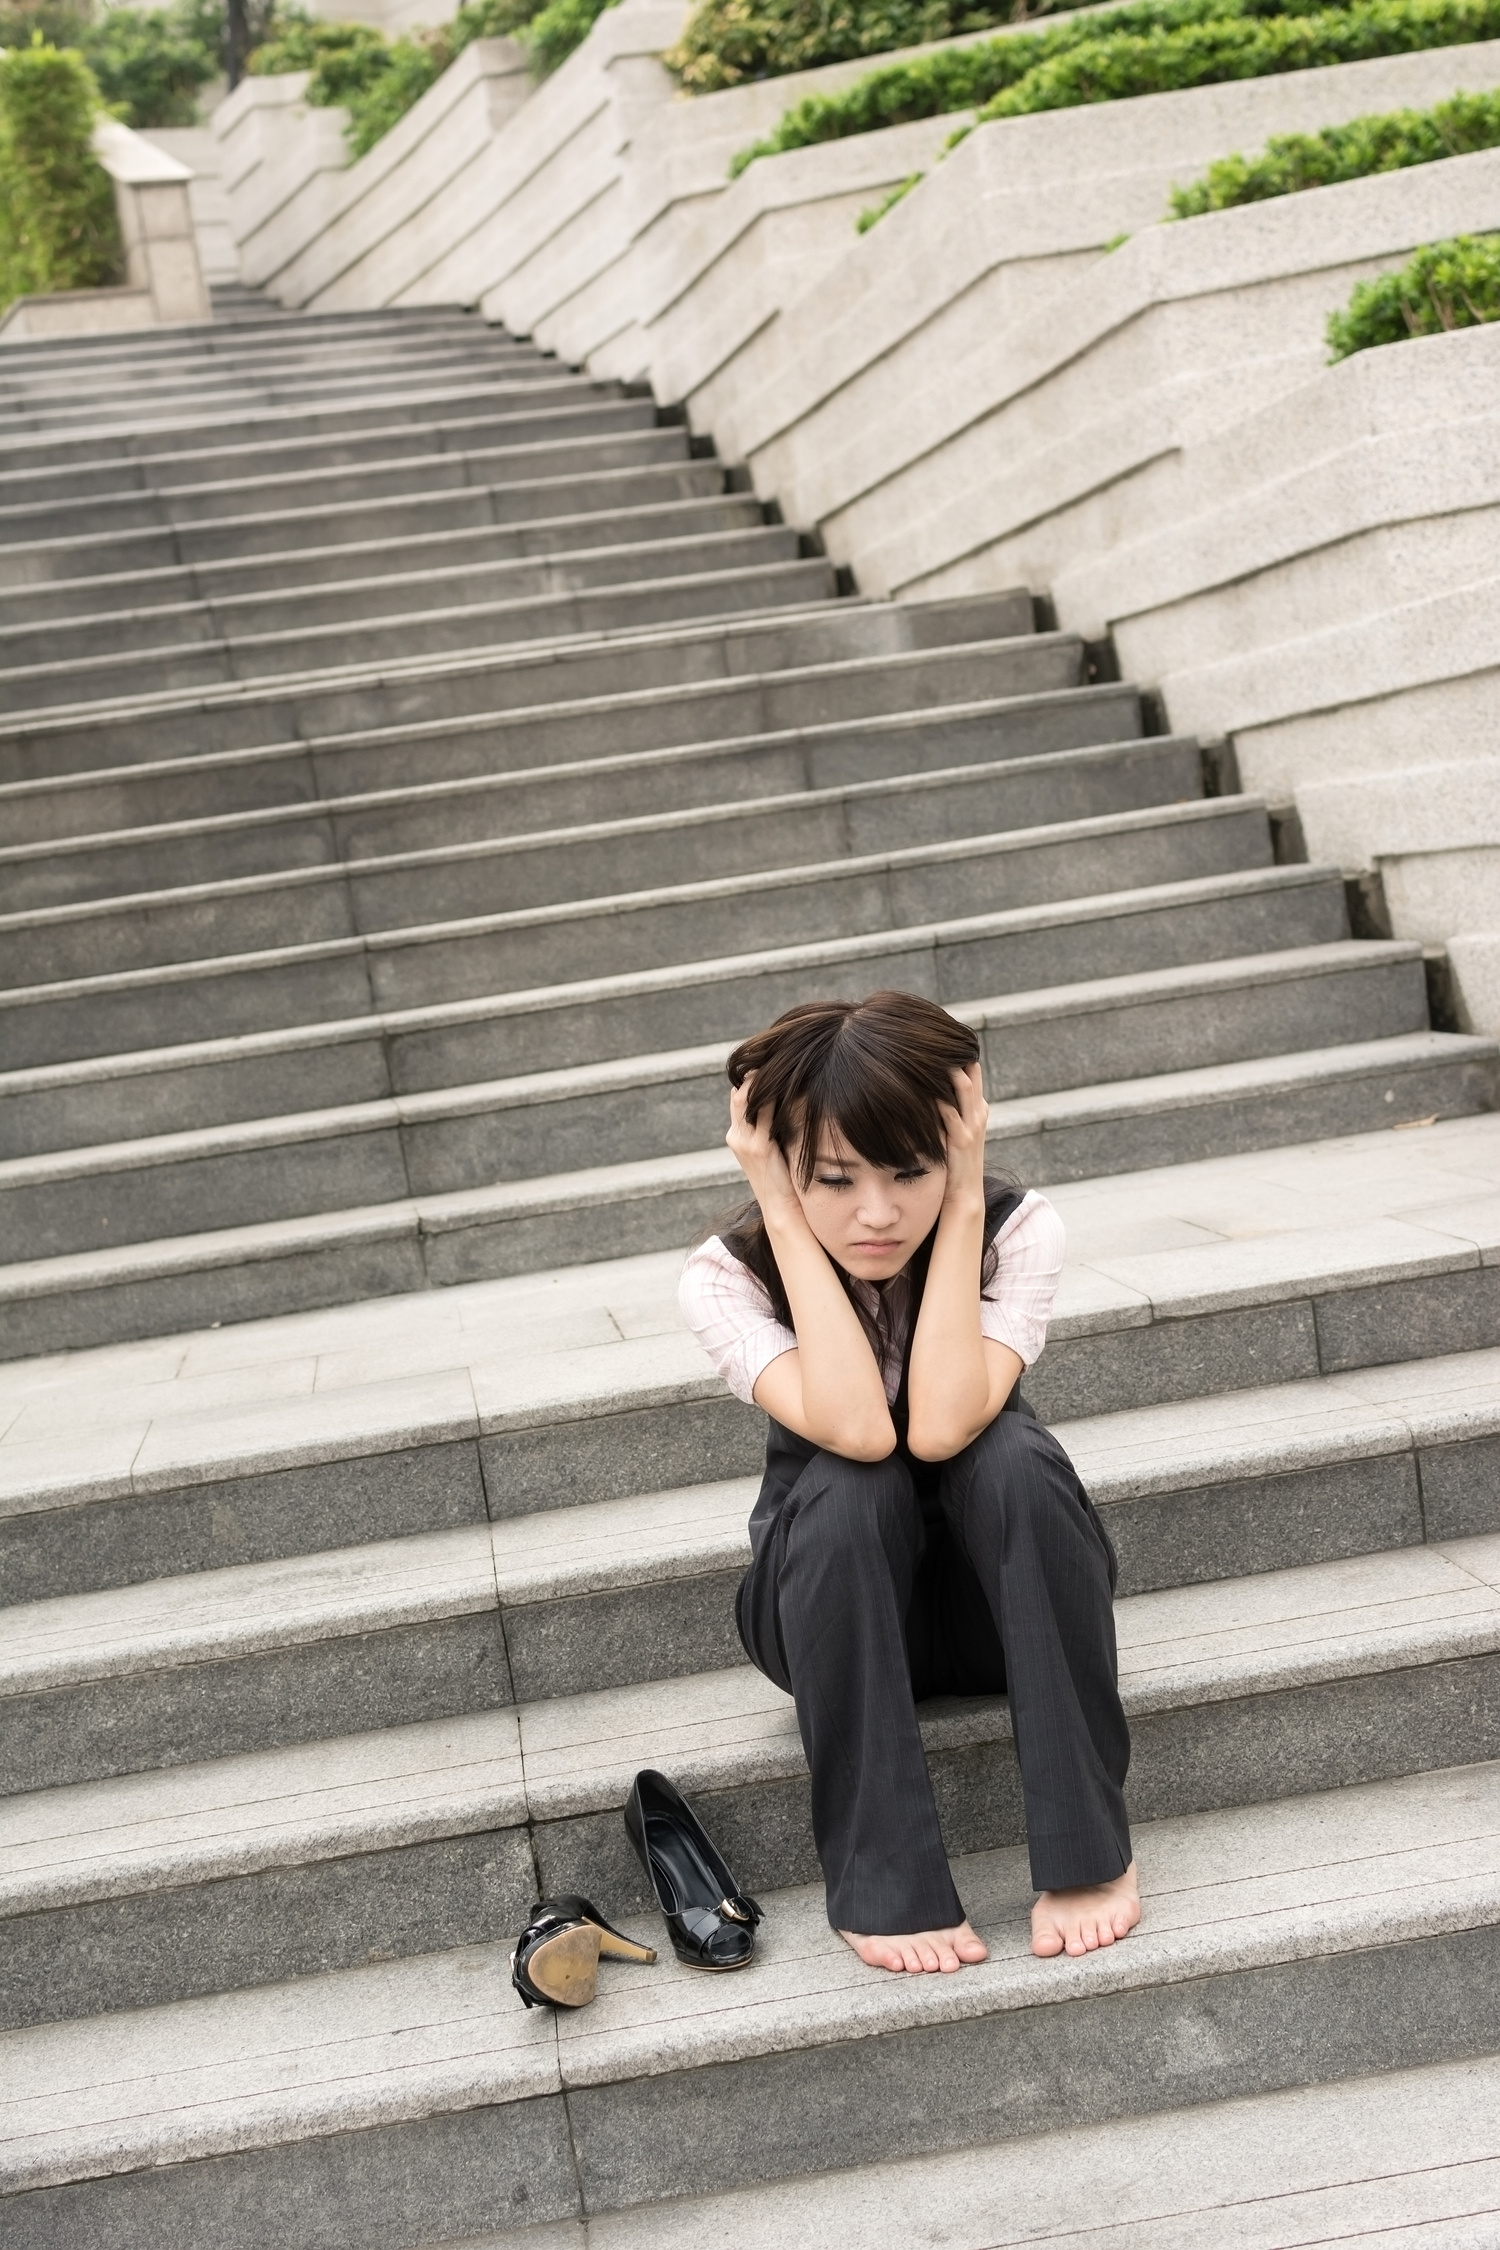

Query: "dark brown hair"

xmin=714 ymin=992 xmax=1016 ymax=1357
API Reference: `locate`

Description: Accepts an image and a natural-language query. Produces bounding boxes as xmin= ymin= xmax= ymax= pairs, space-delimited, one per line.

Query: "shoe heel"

xmin=524 ymin=1924 xmax=600 ymax=2008
xmin=596 ymin=1929 xmax=657 ymax=1964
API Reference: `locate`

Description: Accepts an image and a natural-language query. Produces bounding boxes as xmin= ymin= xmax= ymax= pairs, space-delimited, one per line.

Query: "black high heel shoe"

xmin=624 ymin=1769 xmax=762 ymax=1971
xmin=510 ymin=1894 xmax=656 ymax=2011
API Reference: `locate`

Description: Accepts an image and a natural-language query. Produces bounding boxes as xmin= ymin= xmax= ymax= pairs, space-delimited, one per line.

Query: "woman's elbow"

xmin=905 ymin=1418 xmax=978 ymax=1463
xmin=832 ymin=1415 xmax=898 ymax=1462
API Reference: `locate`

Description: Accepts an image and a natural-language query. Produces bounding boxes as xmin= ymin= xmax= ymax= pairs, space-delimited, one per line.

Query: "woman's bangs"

xmin=796 ymin=1055 xmax=946 ymax=1184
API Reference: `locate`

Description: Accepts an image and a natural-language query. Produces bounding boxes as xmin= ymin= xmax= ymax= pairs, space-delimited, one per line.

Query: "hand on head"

xmin=727 ymin=1073 xmax=798 ymax=1213
xmin=938 ymin=1060 xmax=990 ymax=1203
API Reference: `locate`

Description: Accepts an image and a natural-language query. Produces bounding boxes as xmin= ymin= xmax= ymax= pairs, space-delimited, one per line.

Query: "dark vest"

xmin=753 ymin=1177 xmax=1026 ymax=1506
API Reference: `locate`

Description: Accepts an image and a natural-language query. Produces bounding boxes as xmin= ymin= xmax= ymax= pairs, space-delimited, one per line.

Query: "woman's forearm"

xmin=905 ymin=1188 xmax=996 ymax=1458
xmin=756 ymin=1197 xmax=895 ymax=1458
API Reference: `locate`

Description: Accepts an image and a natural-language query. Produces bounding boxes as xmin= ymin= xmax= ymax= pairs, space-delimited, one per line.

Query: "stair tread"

xmin=505 ymin=2050 xmax=1500 ymax=2248
xmin=0 ymin=948 xmax=1441 ymax=1179
xmin=3 ymin=1760 xmax=1497 ymax=2194
xmin=0 ymin=1114 xmax=1494 ymax=1505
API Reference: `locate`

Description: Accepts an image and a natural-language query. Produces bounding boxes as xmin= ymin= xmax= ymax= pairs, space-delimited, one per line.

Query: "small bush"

xmin=0 ymin=39 xmax=122 ymax=312
xmin=249 ymin=0 xmax=612 ymax=156
xmin=0 ymin=0 xmax=226 ymax=128
xmin=729 ymin=0 xmax=1500 ymax=168
xmin=84 ymin=1 xmax=222 ymax=125
xmin=730 ymin=0 xmax=1312 ymax=169
xmin=973 ymin=0 xmax=1500 ymax=122
xmin=667 ymin=0 xmax=1093 ymax=99
xmin=1170 ymin=85 xmax=1500 ymax=210
xmin=1326 ymin=228 xmax=1500 ymax=351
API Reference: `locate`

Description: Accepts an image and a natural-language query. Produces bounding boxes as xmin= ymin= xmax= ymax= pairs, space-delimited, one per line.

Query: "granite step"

xmin=0 ymin=525 xmax=808 ymax=676
xmin=3 ymin=733 xmax=1199 ymax=915
xmin=395 ymin=2051 xmax=1500 ymax=2250
xmin=0 ymin=945 xmax=1439 ymax=1263
xmin=2 ymin=1091 xmax=1495 ymax=1369
xmin=0 ymin=356 xmax=580 ymax=446
xmin=0 ymin=382 xmax=639 ymax=513
xmin=0 ymin=364 xmax=634 ymax=483
xmin=1 ymin=1758 xmax=1499 ymax=2250
xmin=0 ymin=556 xmax=842 ymax=715
xmin=0 ymin=1115 xmax=1493 ymax=1562
xmin=0 ymin=461 xmax=738 ymax=591
xmin=1 ymin=661 xmax=1105 ymax=858
xmin=0 ymin=860 xmax=1341 ymax=1107
xmin=0 ymin=795 xmax=1265 ymax=993
xmin=4 ymin=1489 xmax=1500 ymax=1863
xmin=0 ymin=306 xmax=484 ymax=376
xmin=3 ymin=1034 xmax=1489 ymax=1345
xmin=0 ymin=411 xmax=679 ymax=551
xmin=0 ymin=591 xmax=1041 ymax=779
xmin=0 ymin=494 xmax=772 ymax=630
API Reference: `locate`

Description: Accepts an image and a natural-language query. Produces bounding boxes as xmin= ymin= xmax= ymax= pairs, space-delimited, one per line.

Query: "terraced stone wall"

xmin=213 ymin=0 xmax=1500 ymax=1034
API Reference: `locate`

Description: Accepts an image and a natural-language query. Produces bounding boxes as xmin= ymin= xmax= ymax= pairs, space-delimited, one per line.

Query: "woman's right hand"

xmin=727 ymin=1076 xmax=799 ymax=1213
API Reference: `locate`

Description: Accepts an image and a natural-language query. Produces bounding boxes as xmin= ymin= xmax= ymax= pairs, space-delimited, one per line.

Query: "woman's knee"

xmin=794 ymin=1449 xmax=917 ymax=1556
xmin=961 ymin=1411 xmax=1080 ymax=1528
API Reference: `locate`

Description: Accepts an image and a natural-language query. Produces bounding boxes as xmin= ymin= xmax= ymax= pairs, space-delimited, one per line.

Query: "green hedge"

xmin=1170 ymin=85 xmax=1500 ymax=209
xmin=666 ymin=0 xmax=1093 ymax=98
xmin=250 ymin=0 xmax=613 ymax=156
xmin=730 ymin=0 xmax=1500 ymax=168
xmin=1326 ymin=228 xmax=1500 ymax=350
xmin=0 ymin=0 xmax=224 ymax=129
xmin=973 ymin=0 xmax=1500 ymax=121
xmin=0 ymin=39 xmax=121 ymax=313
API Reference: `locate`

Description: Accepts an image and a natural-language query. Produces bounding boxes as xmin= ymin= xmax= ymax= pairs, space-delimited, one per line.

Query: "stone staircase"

xmin=2 ymin=304 xmax=1500 ymax=2247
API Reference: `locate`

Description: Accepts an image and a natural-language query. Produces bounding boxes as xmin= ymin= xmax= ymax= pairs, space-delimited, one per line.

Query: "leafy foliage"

xmin=971 ymin=0 xmax=1500 ymax=122
xmin=728 ymin=0 xmax=1301 ymax=168
xmin=1169 ymin=84 xmax=1500 ymax=210
xmin=0 ymin=38 xmax=122 ymax=312
xmin=728 ymin=0 xmax=1500 ymax=168
xmin=855 ymin=165 xmax=924 ymax=225
xmin=1326 ymin=228 xmax=1500 ymax=352
xmin=667 ymin=0 xmax=1083 ymax=98
xmin=0 ymin=0 xmax=226 ymax=127
xmin=249 ymin=0 xmax=613 ymax=157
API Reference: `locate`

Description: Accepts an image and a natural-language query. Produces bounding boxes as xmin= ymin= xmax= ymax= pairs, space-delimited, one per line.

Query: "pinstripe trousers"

xmin=735 ymin=1405 xmax=1132 ymax=1933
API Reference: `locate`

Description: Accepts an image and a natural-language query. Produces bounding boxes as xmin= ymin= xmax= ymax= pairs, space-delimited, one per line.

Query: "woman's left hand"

xmin=939 ymin=1060 xmax=990 ymax=1206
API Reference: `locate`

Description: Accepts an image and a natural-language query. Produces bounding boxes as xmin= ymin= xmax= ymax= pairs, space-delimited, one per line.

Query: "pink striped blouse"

xmin=678 ymin=1189 xmax=1065 ymax=1407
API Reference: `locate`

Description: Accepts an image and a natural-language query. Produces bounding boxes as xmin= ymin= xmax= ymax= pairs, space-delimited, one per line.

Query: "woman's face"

xmin=790 ymin=1131 xmax=948 ymax=1283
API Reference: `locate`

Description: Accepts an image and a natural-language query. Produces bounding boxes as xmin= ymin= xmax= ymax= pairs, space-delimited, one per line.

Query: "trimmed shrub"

xmin=0 ymin=38 xmax=121 ymax=312
xmin=729 ymin=0 xmax=1500 ymax=168
xmin=729 ymin=0 xmax=1313 ymax=169
xmin=0 ymin=0 xmax=224 ymax=129
xmin=667 ymin=0 xmax=1081 ymax=98
xmin=249 ymin=0 xmax=612 ymax=155
xmin=1326 ymin=227 xmax=1500 ymax=350
xmin=1170 ymin=85 xmax=1500 ymax=210
xmin=83 ymin=0 xmax=222 ymax=126
xmin=971 ymin=0 xmax=1500 ymax=121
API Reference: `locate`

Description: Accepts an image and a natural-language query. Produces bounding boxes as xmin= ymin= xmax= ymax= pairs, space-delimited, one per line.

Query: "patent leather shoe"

xmin=510 ymin=1893 xmax=656 ymax=2011
xmin=624 ymin=1768 xmax=762 ymax=1971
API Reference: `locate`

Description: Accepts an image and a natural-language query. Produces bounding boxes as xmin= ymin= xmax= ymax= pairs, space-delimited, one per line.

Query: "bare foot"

xmin=838 ymin=1920 xmax=989 ymax=1974
xmin=1031 ymin=1862 xmax=1140 ymax=1959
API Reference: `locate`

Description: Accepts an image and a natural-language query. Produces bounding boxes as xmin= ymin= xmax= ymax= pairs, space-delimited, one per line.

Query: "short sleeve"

xmin=678 ymin=1236 xmax=798 ymax=1406
xmin=978 ymin=1190 xmax=1065 ymax=1368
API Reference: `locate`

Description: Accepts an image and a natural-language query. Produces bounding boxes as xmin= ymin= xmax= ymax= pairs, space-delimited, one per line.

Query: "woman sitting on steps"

xmin=678 ymin=990 xmax=1141 ymax=1972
